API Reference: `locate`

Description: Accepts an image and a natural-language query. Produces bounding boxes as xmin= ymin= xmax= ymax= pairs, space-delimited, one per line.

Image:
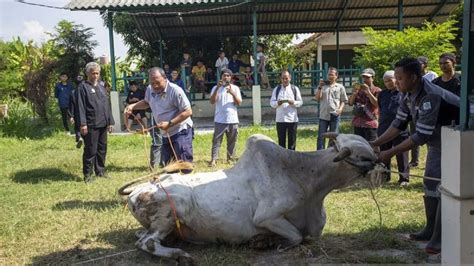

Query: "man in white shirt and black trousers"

xmin=270 ymin=70 xmax=303 ymax=150
xmin=209 ymin=68 xmax=242 ymax=167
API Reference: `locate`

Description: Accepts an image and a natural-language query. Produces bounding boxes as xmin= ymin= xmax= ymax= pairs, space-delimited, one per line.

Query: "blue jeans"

xmin=317 ymin=114 xmax=340 ymax=150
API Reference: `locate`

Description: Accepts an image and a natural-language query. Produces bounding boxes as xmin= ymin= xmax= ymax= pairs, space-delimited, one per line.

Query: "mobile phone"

xmin=280 ymin=99 xmax=289 ymax=103
xmin=324 ymin=80 xmax=330 ymax=85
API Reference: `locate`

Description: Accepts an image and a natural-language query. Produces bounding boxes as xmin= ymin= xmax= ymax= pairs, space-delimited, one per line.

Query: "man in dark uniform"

xmin=76 ymin=62 xmax=115 ymax=183
xmin=371 ymin=58 xmax=460 ymax=254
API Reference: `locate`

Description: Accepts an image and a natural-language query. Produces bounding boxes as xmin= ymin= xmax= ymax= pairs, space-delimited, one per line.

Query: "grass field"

xmin=0 ymin=124 xmax=433 ymax=264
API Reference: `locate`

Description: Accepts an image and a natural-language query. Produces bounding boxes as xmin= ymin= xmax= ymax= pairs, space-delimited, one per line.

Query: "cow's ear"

xmin=333 ymin=147 xmax=351 ymax=162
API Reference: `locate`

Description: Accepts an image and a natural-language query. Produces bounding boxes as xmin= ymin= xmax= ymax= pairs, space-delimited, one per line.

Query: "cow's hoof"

xmin=177 ymin=255 xmax=194 ymax=266
xmin=249 ymin=234 xmax=282 ymax=249
xmin=135 ymin=229 xmax=147 ymax=239
xmin=276 ymin=240 xmax=299 ymax=252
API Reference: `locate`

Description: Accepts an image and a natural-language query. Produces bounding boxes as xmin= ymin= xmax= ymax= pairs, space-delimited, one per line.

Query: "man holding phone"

xmin=270 ymin=70 xmax=303 ymax=150
xmin=314 ymin=67 xmax=348 ymax=150
xmin=209 ymin=69 xmax=242 ymax=167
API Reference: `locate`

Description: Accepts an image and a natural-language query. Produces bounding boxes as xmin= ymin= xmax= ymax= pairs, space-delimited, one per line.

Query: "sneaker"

xmin=76 ymin=139 xmax=83 ymax=149
xmin=96 ymin=172 xmax=108 ymax=178
xmin=208 ymin=160 xmax=216 ymax=167
xmin=399 ymin=181 xmax=409 ymax=187
xmin=409 ymin=162 xmax=418 ymax=168
xmin=84 ymin=175 xmax=95 ymax=183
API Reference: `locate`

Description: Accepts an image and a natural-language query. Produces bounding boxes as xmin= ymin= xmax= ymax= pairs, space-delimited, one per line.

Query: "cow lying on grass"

xmin=119 ymin=133 xmax=379 ymax=263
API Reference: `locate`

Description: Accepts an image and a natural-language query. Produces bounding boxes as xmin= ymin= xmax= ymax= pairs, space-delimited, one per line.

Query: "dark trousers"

xmin=317 ymin=114 xmax=340 ymax=150
xmin=82 ymin=126 xmax=107 ymax=176
xmin=161 ymin=127 xmax=194 ymax=173
xmin=354 ymin=127 xmax=377 ymax=142
xmin=380 ymin=135 xmax=409 ymax=182
xmin=276 ymin=122 xmax=298 ymax=150
xmin=409 ymin=121 xmax=420 ymax=163
xmin=149 ymin=117 xmax=162 ymax=168
xmin=60 ymin=107 xmax=70 ymax=131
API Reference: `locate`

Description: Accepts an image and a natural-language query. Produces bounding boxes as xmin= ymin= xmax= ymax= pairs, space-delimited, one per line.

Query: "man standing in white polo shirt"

xmin=125 ymin=67 xmax=194 ymax=172
xmin=270 ymin=70 xmax=303 ymax=150
xmin=209 ymin=69 xmax=242 ymax=167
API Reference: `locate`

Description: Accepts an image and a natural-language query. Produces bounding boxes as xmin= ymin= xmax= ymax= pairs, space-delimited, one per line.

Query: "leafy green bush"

xmin=354 ymin=20 xmax=458 ymax=86
xmin=0 ymin=97 xmax=57 ymax=138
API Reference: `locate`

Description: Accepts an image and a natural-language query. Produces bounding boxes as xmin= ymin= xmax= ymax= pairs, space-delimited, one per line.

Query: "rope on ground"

xmin=72 ymin=249 xmax=137 ymax=265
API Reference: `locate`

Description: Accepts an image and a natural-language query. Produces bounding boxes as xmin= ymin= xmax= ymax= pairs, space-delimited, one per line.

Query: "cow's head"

xmin=323 ymin=132 xmax=377 ymax=174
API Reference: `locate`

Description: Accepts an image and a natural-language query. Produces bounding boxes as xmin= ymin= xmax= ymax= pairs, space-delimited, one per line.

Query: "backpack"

xmin=275 ymin=84 xmax=297 ymax=100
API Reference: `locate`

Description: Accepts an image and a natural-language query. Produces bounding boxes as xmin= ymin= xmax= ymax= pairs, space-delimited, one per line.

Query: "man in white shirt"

xmin=209 ymin=69 xmax=242 ymax=167
xmin=215 ymin=51 xmax=229 ymax=72
xmin=270 ymin=70 xmax=303 ymax=150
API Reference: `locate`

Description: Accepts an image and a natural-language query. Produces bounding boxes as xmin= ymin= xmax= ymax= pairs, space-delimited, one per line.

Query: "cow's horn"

xmin=322 ymin=132 xmax=339 ymax=140
xmin=333 ymin=147 xmax=351 ymax=162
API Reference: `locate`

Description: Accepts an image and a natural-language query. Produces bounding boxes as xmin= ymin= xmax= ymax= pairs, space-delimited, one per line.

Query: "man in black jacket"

xmin=76 ymin=62 xmax=115 ymax=183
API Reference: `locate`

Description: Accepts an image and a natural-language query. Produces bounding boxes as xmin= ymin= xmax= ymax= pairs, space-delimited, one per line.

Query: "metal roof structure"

xmin=66 ymin=0 xmax=461 ymax=41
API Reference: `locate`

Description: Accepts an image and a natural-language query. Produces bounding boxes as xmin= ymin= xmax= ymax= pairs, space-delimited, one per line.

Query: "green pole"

xmin=460 ymin=0 xmax=474 ymax=130
xmin=107 ymin=11 xmax=117 ymax=92
xmin=398 ymin=0 xmax=404 ymax=31
xmin=252 ymin=7 xmax=258 ymax=84
xmin=159 ymin=39 xmax=163 ymax=68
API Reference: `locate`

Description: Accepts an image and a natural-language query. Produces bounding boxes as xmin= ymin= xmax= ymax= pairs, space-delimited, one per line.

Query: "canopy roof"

xmin=66 ymin=0 xmax=461 ymax=40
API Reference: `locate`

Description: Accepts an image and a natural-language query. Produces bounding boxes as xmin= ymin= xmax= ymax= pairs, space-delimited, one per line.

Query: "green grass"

xmin=0 ymin=124 xmax=430 ymax=264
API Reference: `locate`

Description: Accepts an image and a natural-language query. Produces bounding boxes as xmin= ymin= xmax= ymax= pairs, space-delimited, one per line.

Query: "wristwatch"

xmin=168 ymin=120 xmax=174 ymax=127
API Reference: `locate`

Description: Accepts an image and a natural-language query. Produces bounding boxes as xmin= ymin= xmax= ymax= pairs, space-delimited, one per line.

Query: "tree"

xmin=49 ymin=20 xmax=98 ymax=78
xmin=353 ymin=20 xmax=458 ymax=85
xmin=0 ymin=38 xmax=58 ymax=122
xmin=258 ymin=35 xmax=299 ymax=71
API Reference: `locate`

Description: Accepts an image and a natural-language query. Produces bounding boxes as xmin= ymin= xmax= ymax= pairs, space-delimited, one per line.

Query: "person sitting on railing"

xmin=192 ymin=60 xmax=207 ymax=99
xmin=170 ymin=69 xmax=189 ymax=100
xmin=242 ymin=66 xmax=254 ymax=90
xmin=124 ymin=81 xmax=147 ymax=131
xmin=205 ymin=66 xmax=216 ymax=93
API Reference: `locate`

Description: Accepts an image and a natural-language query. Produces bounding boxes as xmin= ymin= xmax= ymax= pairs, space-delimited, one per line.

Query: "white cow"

xmin=119 ymin=133 xmax=379 ymax=263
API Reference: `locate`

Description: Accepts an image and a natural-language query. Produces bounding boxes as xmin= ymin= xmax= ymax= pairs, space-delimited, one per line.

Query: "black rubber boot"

xmin=409 ymin=196 xmax=438 ymax=241
xmin=425 ymin=200 xmax=441 ymax=254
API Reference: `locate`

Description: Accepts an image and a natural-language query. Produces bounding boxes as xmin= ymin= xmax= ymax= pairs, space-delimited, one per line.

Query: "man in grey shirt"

xmin=125 ymin=67 xmax=194 ymax=171
xmin=314 ymin=67 xmax=347 ymax=150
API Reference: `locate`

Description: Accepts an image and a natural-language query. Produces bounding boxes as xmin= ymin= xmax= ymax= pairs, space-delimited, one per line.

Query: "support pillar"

xmin=107 ymin=10 xmax=121 ymax=131
xmin=398 ymin=0 xmax=404 ymax=31
xmin=441 ymin=127 xmax=474 ymax=265
xmin=252 ymin=6 xmax=260 ymax=125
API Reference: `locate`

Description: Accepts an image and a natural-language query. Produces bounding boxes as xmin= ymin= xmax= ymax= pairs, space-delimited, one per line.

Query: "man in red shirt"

xmin=348 ymin=68 xmax=381 ymax=141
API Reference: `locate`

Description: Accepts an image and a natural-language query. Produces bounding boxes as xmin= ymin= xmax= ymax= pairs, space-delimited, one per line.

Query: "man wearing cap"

xmin=208 ymin=69 xmax=242 ymax=167
xmin=125 ymin=67 xmax=194 ymax=171
xmin=270 ymin=70 xmax=303 ymax=150
xmin=377 ymin=70 xmax=409 ymax=185
xmin=349 ymin=68 xmax=381 ymax=141
xmin=418 ymin=56 xmax=438 ymax=82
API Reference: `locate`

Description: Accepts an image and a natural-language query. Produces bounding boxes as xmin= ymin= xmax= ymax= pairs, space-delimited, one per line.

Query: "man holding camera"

xmin=270 ymin=70 xmax=303 ymax=150
xmin=348 ymin=68 xmax=381 ymax=141
xmin=314 ymin=67 xmax=348 ymax=150
xmin=209 ymin=69 xmax=242 ymax=167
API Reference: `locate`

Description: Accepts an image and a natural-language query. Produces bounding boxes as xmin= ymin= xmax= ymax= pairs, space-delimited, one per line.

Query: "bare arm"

xmin=160 ymin=108 xmax=193 ymax=131
xmin=372 ymin=126 xmax=402 ymax=147
xmin=364 ymin=88 xmax=378 ymax=106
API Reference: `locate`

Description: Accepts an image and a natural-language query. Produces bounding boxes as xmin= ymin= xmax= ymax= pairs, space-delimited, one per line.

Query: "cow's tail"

xmin=118 ymin=161 xmax=194 ymax=196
